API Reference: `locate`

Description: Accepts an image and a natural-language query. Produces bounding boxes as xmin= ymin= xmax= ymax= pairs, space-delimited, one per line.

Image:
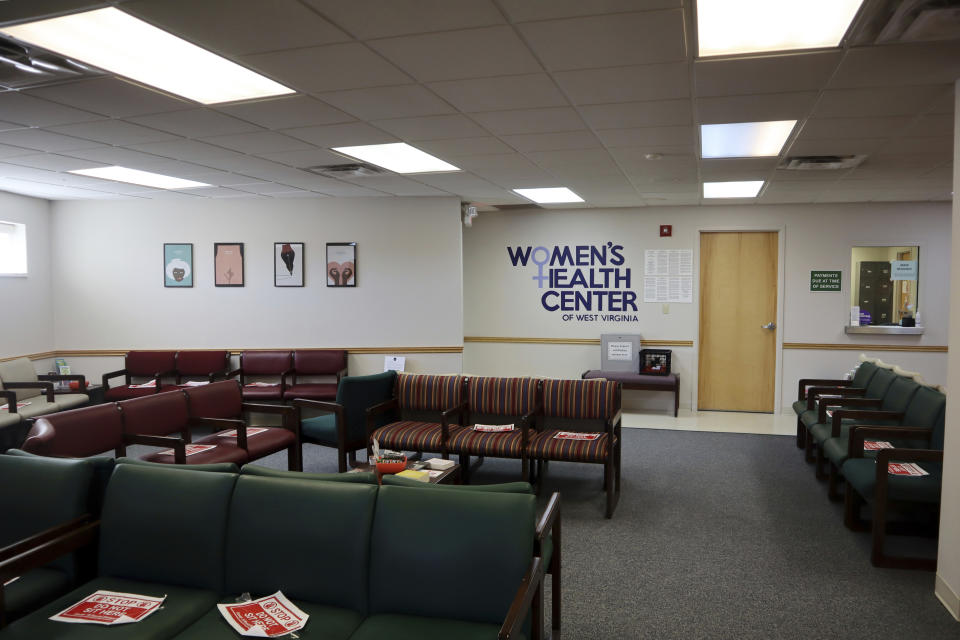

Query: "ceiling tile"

xmin=125 ymin=0 xmax=348 ymax=57
xmin=829 ymin=41 xmax=960 ymax=89
xmin=128 ymin=139 xmax=251 ymax=166
xmin=455 ymin=154 xmax=558 ymax=184
xmin=48 ymin=120 xmax=180 ymax=146
xmin=216 ymin=96 xmax=354 ymax=129
xmin=554 ymin=63 xmax=689 ymax=105
xmin=200 ymin=131 xmax=314 ymax=155
xmin=282 ymin=122 xmax=399 ymax=147
xmin=699 ymin=158 xmax=777 ymax=181
xmin=179 ymin=186 xmax=255 ymax=198
xmin=3 ymin=153 xmax=106 ymax=172
xmin=257 ymin=148 xmax=353 ymax=168
xmin=317 ymin=85 xmax=455 ymax=120
xmin=310 ymin=181 xmax=390 ymax=197
xmin=231 ymin=181 xmax=310 ymax=195
xmin=26 ymin=78 xmax=191 ymax=117
xmin=597 ymin=125 xmax=694 ymax=148
xmin=580 ymin=100 xmax=692 ymax=129
xmin=499 ymin=0 xmax=680 ymax=22
xmin=129 ymin=109 xmax=264 ymax=138
xmin=813 ymin=86 xmax=949 ymax=119
xmin=427 ymin=74 xmax=567 ymax=112
xmin=785 ymin=138 xmax=887 ymax=156
xmin=243 ymin=43 xmax=412 ymax=93
xmin=527 ymin=148 xmax=623 ymax=171
xmin=336 ymin=175 xmax=448 ymax=196
xmin=642 ymin=193 xmax=699 ymax=205
xmin=904 ymin=114 xmax=954 ymax=138
xmin=367 ymin=26 xmax=542 ymax=82
xmin=470 ymin=107 xmax=586 ymax=135
xmin=372 ymin=114 xmax=488 ymax=141
xmin=799 ymin=116 xmax=913 ymax=140
xmin=63 ymin=146 xmax=175 ymax=169
xmin=412 ymin=172 xmax=514 ymax=198
xmin=0 ymin=129 xmax=103 ymax=152
xmin=695 ymin=51 xmax=843 ymax=97
xmin=0 ymin=93 xmax=102 ymax=127
xmin=771 ymin=167 xmax=852 ymax=182
xmin=416 ymin=137 xmax=515 ymax=157
xmin=499 ymin=130 xmax=601 ymax=152
xmin=696 ymin=92 xmax=818 ymax=124
xmin=878 ymin=137 xmax=954 ymax=154
xmin=518 ymin=11 xmax=686 ymax=71
xmin=846 ymin=153 xmax=949 ymax=179
xmin=0 ymin=143 xmax=39 ymax=159
xmin=304 ymin=0 xmax=504 ymax=39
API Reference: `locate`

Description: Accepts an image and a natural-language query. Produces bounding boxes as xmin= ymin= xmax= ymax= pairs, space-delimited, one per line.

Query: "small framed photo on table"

xmin=275 ymin=242 xmax=304 ymax=287
xmin=326 ymin=242 xmax=356 ymax=287
xmin=163 ymin=243 xmax=193 ymax=287
xmin=214 ymin=243 xmax=244 ymax=287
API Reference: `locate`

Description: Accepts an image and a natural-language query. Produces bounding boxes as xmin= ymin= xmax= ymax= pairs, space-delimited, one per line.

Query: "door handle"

xmin=761 ymin=322 xmax=776 ymax=330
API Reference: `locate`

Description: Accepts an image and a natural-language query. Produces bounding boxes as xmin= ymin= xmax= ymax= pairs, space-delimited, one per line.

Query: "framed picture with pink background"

xmin=326 ymin=242 xmax=356 ymax=287
xmin=214 ymin=242 xmax=244 ymax=287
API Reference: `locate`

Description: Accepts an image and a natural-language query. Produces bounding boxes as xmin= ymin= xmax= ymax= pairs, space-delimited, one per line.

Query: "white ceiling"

xmin=0 ymin=0 xmax=955 ymax=207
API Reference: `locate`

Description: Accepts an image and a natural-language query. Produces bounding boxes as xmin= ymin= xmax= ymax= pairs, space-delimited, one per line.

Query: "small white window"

xmin=0 ymin=221 xmax=27 ymax=275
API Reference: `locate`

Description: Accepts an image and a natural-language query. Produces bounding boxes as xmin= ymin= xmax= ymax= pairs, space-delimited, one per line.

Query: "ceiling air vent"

xmin=848 ymin=0 xmax=960 ymax=45
xmin=779 ymin=155 xmax=867 ymax=171
xmin=0 ymin=35 xmax=101 ymax=90
xmin=302 ymin=163 xmax=386 ymax=179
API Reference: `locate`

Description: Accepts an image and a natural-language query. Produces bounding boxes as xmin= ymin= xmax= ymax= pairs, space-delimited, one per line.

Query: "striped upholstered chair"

xmin=527 ymin=378 xmax=622 ymax=518
xmin=446 ymin=377 xmax=542 ymax=482
xmin=366 ymin=373 xmax=466 ymax=457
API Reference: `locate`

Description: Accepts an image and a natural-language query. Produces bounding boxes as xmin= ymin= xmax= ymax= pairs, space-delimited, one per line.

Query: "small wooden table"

xmin=582 ymin=370 xmax=680 ymax=417
xmin=349 ymin=460 xmax=462 ymax=485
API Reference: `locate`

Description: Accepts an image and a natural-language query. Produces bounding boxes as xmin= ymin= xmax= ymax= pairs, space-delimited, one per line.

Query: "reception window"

xmin=850 ymin=246 xmax=919 ymax=326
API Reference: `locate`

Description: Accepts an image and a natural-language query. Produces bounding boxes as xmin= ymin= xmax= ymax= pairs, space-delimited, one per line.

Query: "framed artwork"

xmin=326 ymin=242 xmax=356 ymax=287
xmin=163 ymin=243 xmax=193 ymax=287
xmin=214 ymin=242 xmax=244 ymax=287
xmin=275 ymin=242 xmax=304 ymax=287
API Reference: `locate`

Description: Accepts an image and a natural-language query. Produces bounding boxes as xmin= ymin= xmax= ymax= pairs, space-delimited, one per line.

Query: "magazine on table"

xmin=50 ymin=590 xmax=165 ymax=625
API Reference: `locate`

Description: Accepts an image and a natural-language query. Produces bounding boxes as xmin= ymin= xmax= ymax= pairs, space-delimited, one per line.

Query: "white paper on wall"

xmin=643 ymin=250 xmax=693 ymax=303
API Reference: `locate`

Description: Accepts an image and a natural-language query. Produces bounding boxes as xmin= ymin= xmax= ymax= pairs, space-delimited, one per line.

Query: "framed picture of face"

xmin=275 ymin=242 xmax=304 ymax=287
xmin=326 ymin=242 xmax=356 ymax=287
xmin=214 ymin=242 xmax=244 ymax=287
xmin=163 ymin=243 xmax=193 ymax=288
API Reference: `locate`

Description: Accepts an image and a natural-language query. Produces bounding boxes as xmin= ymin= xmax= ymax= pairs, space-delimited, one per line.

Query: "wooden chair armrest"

xmin=831 ymin=409 xmax=902 ymax=437
xmin=280 ymin=368 xmax=295 ymax=392
xmin=0 ymin=390 xmax=17 ymax=412
xmin=291 ymin=399 xmax=342 ymax=414
xmin=847 ymin=426 xmax=934 ymax=458
xmin=806 ymin=385 xmax=863 ymax=410
xmin=498 ymin=556 xmax=545 ymax=640
xmin=535 ymin=492 xmax=560 ymax=543
xmin=3 ymin=381 xmax=54 ymax=402
xmin=441 ymin=401 xmax=467 ymax=424
xmin=0 ymin=520 xmax=100 ymax=591
xmin=818 ymin=396 xmax=880 ymax=422
xmin=227 ymin=369 xmax=241 ymax=379
xmin=0 ymin=515 xmax=92 ymax=563
xmin=336 ymin=366 xmax=347 ymax=382
xmin=876 ymin=448 xmax=943 ymax=466
xmin=190 ymin=416 xmax=242 ymax=429
xmin=798 ymin=378 xmax=851 ymax=400
xmin=122 ymin=433 xmax=186 ymax=464
xmin=610 ymin=409 xmax=622 ymax=429
xmin=241 ymin=402 xmax=294 ymax=415
xmin=101 ymin=369 xmax=128 ymax=389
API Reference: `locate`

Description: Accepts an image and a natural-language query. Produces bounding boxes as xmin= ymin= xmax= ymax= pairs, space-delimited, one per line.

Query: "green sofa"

xmin=0 ymin=462 xmax=553 ymax=639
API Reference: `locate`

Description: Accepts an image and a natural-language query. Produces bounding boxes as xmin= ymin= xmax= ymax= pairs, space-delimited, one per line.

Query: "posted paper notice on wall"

xmin=606 ymin=341 xmax=633 ymax=361
xmin=643 ymin=249 xmax=693 ymax=303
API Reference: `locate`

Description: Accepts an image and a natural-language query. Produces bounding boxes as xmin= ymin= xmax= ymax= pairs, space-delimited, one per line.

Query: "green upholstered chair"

xmin=294 ymin=370 xmax=397 ymax=473
xmin=841 ymin=402 xmax=946 ymax=570
xmin=241 ymin=463 xmax=378 ymax=484
xmin=821 ymin=385 xmax=945 ymax=500
xmin=354 ymin=485 xmax=543 ymax=640
xmin=792 ymin=360 xmax=878 ymax=448
xmin=0 ymin=454 xmax=95 ymax=626
xmin=173 ymin=475 xmax=378 ymax=640
xmin=0 ymin=464 xmax=237 ymax=638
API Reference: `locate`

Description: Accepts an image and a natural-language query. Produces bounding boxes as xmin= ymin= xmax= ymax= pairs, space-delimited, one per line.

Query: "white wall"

xmin=462 ymin=202 xmax=951 ymax=411
xmin=935 ymin=80 xmax=960 ymax=621
xmin=0 ymin=192 xmax=53 ymax=359
xmin=49 ymin=196 xmax=464 ymax=375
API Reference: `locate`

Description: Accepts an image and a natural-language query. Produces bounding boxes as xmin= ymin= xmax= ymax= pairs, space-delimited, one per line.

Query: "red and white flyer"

xmin=0 ymin=401 xmax=30 ymax=411
xmin=158 ymin=443 xmax=217 ymax=457
xmin=129 ymin=380 xmax=157 ymax=389
xmin=218 ymin=427 xmax=269 ymax=438
xmin=50 ymin=590 xmax=165 ymax=625
xmin=554 ymin=431 xmax=601 ymax=441
xmin=244 ymin=382 xmax=278 ymax=387
xmin=863 ymin=440 xmax=894 ymax=451
xmin=217 ymin=591 xmax=308 ymax=637
xmin=887 ymin=462 xmax=929 ymax=477
xmin=473 ymin=424 xmax=514 ymax=432
xmin=180 ymin=380 xmax=210 ymax=387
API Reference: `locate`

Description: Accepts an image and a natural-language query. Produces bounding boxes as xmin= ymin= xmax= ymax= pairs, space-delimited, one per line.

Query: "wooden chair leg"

xmin=827 ymin=463 xmax=842 ymax=501
xmin=604 ymin=461 xmax=615 ymax=518
xmin=532 ymin=576 xmax=544 ymax=640
xmin=460 ymin=453 xmax=471 ymax=484
xmin=844 ymin=484 xmax=867 ymax=531
xmin=870 ymin=492 xmax=889 ymax=567
xmin=348 ymin=451 xmax=358 ymax=467
xmin=814 ymin=444 xmax=827 ymax=480
xmin=337 ymin=449 xmax=347 ymax=474
xmin=796 ymin=417 xmax=806 ymax=449
xmin=804 ymin=432 xmax=815 ymax=463
xmin=287 ymin=444 xmax=301 ymax=472
xmin=552 ymin=509 xmax=562 ymax=639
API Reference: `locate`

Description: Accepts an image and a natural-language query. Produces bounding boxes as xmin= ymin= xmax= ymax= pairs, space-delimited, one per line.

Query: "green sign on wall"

xmin=810 ymin=270 xmax=841 ymax=291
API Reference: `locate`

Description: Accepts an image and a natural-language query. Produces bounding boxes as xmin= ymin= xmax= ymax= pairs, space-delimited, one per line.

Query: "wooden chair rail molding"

xmin=782 ymin=343 xmax=947 ymax=353
xmin=2 ymin=346 xmax=463 ymax=363
xmin=464 ymin=337 xmax=694 ymax=347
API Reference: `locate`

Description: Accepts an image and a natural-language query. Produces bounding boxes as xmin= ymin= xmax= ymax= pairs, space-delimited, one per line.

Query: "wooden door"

xmin=698 ymin=231 xmax=778 ymax=412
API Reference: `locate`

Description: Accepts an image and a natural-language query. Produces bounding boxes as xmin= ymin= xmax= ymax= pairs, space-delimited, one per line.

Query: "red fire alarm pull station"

xmin=660 ymin=225 xmax=672 ymax=237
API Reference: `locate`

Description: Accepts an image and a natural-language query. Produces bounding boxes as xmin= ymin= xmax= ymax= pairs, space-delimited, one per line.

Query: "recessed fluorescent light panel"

xmin=703 ymin=181 xmax=764 ymax=198
xmin=700 ymin=121 xmax=797 ymax=158
xmin=513 ymin=187 xmax=584 ymax=204
xmin=697 ymin=0 xmax=864 ymax=57
xmin=332 ymin=143 xmax=460 ymax=174
xmin=0 ymin=7 xmax=294 ymax=104
xmin=70 ymin=166 xmax=211 ymax=190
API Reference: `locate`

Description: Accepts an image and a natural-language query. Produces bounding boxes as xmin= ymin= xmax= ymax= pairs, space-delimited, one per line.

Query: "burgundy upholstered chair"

xmin=102 ymin=351 xmax=179 ymax=401
xmin=24 ymin=403 xmax=126 ymax=458
xmin=283 ymin=349 xmax=347 ymax=402
xmin=176 ymin=350 xmax=231 ymax=386
xmin=118 ymin=391 xmax=247 ymax=466
xmin=183 ymin=380 xmax=301 ymax=471
xmin=230 ymin=351 xmax=292 ymax=402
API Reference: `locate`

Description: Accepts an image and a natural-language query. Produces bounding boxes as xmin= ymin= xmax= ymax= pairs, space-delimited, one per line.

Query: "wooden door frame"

xmin=694 ymin=226 xmax=786 ymax=414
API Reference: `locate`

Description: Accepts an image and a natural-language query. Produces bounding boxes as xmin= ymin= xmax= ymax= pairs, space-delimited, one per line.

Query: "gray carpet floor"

xmin=239 ymin=426 xmax=958 ymax=639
